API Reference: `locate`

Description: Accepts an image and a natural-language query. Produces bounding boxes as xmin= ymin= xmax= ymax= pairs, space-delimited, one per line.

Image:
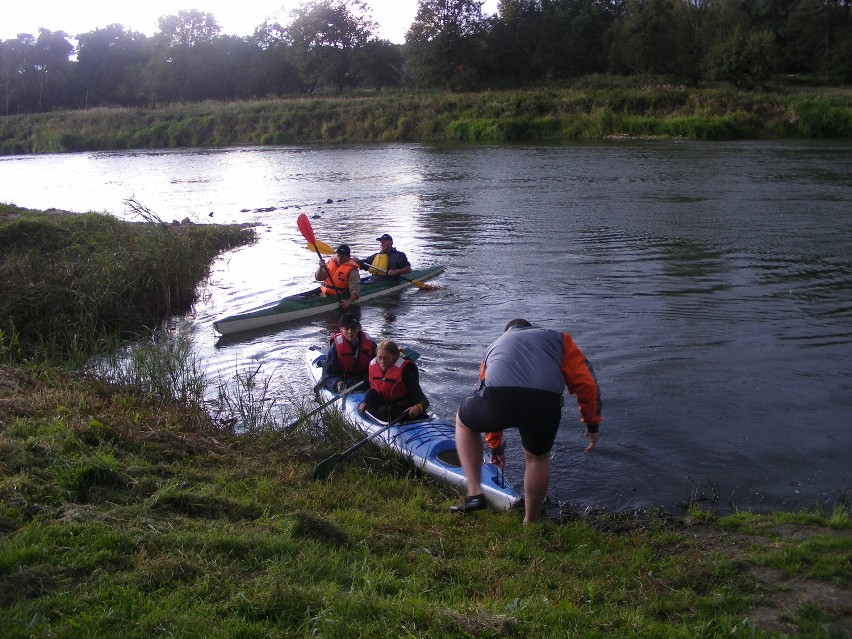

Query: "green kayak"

xmin=213 ymin=265 xmax=444 ymax=335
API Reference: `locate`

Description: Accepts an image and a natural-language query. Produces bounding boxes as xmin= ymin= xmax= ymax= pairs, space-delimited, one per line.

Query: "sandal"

xmin=450 ymin=494 xmax=487 ymax=513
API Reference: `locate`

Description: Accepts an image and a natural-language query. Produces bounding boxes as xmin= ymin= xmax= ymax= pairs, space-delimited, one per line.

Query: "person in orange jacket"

xmin=452 ymin=318 xmax=602 ymax=522
xmin=315 ymin=244 xmax=360 ymax=309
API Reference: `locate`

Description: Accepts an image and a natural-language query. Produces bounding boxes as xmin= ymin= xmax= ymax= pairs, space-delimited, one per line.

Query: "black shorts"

xmin=457 ymin=392 xmax=561 ymax=456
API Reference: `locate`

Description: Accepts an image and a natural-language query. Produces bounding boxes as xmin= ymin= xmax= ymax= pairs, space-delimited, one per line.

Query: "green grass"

xmin=1 ymin=373 xmax=849 ymax=637
xmin=1 ymin=81 xmax=850 ymax=154
xmin=0 ymin=207 xmax=849 ymax=638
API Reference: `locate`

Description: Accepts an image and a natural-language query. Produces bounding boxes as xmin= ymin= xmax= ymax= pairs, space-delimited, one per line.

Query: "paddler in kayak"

xmin=315 ymin=243 xmax=361 ymax=310
xmin=319 ymin=313 xmax=377 ymax=393
xmin=359 ymin=339 xmax=429 ymax=422
xmin=356 ymin=233 xmax=412 ymax=280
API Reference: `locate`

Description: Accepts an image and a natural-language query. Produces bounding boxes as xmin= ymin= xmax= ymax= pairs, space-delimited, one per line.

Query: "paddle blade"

xmin=296 ymin=213 xmax=316 ymax=245
xmin=411 ymin=279 xmax=437 ymax=291
xmin=312 ymin=453 xmax=343 ymax=480
xmin=307 ymin=240 xmax=335 ymax=255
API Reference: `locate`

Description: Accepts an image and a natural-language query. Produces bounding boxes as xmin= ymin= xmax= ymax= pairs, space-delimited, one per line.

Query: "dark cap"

xmin=339 ymin=313 xmax=360 ymax=328
xmin=376 ymin=233 xmax=393 ymax=242
xmin=335 ymin=244 xmax=351 ymax=256
xmin=504 ymin=318 xmax=532 ymax=332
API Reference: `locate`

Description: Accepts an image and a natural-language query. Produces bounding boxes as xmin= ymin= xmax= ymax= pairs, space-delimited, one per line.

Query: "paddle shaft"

xmin=283 ymin=380 xmax=365 ymax=432
xmin=366 ymin=264 xmax=432 ymax=290
xmin=312 ymin=411 xmax=408 ymax=480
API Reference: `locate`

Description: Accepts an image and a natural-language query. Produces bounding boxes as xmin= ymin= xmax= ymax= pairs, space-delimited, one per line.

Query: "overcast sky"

xmin=2 ymin=1 xmax=499 ymax=45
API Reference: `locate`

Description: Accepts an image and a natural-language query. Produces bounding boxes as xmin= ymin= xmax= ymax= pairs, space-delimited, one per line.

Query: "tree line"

xmin=2 ymin=0 xmax=850 ymax=116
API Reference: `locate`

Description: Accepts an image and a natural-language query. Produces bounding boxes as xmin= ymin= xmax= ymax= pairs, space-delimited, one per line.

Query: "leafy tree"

xmin=486 ymin=0 xmax=546 ymax=84
xmin=607 ymin=0 xmax=695 ymax=79
xmin=156 ymin=9 xmax=222 ymax=48
xmin=406 ymin=0 xmax=489 ymax=88
xmin=541 ymin=0 xmax=624 ymax=79
xmin=247 ymin=22 xmax=309 ymax=95
xmin=75 ymin=25 xmax=151 ymax=107
xmin=0 ymin=35 xmax=36 ymax=115
xmin=286 ymin=0 xmax=377 ymax=92
xmin=780 ymin=0 xmax=852 ymax=81
xmin=32 ymin=29 xmax=74 ymax=110
xmin=146 ymin=10 xmax=225 ymax=102
xmin=356 ymin=39 xmax=407 ymax=90
xmin=705 ymin=26 xmax=775 ymax=86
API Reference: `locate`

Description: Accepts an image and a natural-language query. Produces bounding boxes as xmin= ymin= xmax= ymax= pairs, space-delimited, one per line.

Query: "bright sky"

xmin=2 ymin=1 xmax=499 ymax=45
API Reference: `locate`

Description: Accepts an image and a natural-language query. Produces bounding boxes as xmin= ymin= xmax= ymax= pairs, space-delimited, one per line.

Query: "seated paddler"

xmin=359 ymin=339 xmax=429 ymax=422
xmin=315 ymin=243 xmax=360 ymax=310
xmin=319 ymin=313 xmax=377 ymax=393
xmin=356 ymin=233 xmax=412 ymax=280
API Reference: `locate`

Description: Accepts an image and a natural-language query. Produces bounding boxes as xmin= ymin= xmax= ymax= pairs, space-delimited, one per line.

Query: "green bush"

xmin=794 ymin=99 xmax=852 ymax=137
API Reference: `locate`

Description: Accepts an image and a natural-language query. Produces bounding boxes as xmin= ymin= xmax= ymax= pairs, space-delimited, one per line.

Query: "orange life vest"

xmin=331 ymin=331 xmax=374 ymax=373
xmin=368 ymin=356 xmax=411 ymax=403
xmin=321 ymin=258 xmax=358 ymax=296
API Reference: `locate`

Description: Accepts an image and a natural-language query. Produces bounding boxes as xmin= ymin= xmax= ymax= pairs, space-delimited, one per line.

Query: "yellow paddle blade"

xmin=409 ymin=279 xmax=438 ymax=291
xmin=307 ymin=240 xmax=335 ymax=255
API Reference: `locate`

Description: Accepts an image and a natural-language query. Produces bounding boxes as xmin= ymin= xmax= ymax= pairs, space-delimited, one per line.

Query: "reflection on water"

xmin=2 ymin=140 xmax=850 ymax=514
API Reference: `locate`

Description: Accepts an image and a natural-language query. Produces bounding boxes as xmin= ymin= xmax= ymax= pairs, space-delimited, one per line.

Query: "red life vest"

xmin=331 ymin=331 xmax=374 ymax=373
xmin=321 ymin=258 xmax=358 ymax=296
xmin=368 ymin=356 xmax=411 ymax=403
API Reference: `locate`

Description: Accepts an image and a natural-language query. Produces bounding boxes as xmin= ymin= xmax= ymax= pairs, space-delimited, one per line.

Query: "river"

xmin=2 ymin=140 xmax=850 ymax=514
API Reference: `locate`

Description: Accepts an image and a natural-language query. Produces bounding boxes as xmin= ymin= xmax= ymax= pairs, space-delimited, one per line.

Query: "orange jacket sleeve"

xmin=560 ymin=333 xmax=602 ymax=431
xmin=484 ymin=430 xmax=504 ymax=453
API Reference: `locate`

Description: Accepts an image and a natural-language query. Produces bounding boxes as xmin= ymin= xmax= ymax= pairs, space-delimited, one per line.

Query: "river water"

xmin=2 ymin=140 xmax=850 ymax=514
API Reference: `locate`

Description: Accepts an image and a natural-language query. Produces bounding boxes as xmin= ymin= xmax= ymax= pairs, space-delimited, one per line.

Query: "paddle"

xmin=306 ymin=239 xmax=335 ymax=255
xmin=305 ymin=240 xmax=436 ymax=291
xmin=312 ymin=410 xmax=409 ymax=480
xmin=364 ymin=264 xmax=437 ymax=291
xmin=282 ymin=380 xmax=365 ymax=433
xmin=297 ymin=214 xmax=343 ymax=302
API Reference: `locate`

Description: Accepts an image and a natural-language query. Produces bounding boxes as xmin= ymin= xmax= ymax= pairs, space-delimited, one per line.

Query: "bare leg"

xmin=455 ymin=413 xmax=483 ymax=497
xmin=522 ymin=449 xmax=550 ymax=523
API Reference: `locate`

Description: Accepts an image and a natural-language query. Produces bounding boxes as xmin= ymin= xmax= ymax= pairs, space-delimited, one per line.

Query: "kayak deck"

xmin=304 ymin=345 xmax=520 ymax=511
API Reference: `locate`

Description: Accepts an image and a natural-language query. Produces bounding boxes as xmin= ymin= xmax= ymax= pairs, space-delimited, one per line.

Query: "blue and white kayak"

xmin=305 ymin=345 xmax=520 ymax=511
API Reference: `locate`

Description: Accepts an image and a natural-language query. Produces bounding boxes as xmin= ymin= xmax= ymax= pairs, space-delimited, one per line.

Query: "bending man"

xmin=453 ymin=318 xmax=602 ymax=522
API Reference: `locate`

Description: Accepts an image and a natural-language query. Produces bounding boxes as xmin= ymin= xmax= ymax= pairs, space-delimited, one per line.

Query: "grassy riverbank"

xmin=1 ymin=365 xmax=850 ymax=638
xmin=1 ymin=206 xmax=850 ymax=637
xmin=1 ymin=80 xmax=851 ymax=154
xmin=0 ymin=202 xmax=255 ymax=364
